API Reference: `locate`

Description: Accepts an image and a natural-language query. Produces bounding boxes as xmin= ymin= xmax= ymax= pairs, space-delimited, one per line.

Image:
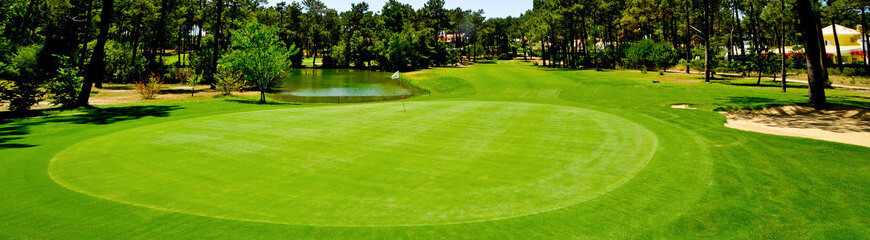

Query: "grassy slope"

xmin=1 ymin=61 xmax=869 ymax=239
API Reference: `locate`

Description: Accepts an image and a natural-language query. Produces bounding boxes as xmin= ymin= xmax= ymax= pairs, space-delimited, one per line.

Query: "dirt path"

xmin=723 ymin=105 xmax=870 ymax=148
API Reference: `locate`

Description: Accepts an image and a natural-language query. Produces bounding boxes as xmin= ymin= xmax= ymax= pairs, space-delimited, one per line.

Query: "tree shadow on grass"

xmin=60 ymin=106 xmax=183 ymax=125
xmin=713 ymin=96 xmax=803 ymax=111
xmin=0 ymin=105 xmax=182 ymax=149
xmin=724 ymin=82 xmax=809 ymax=89
xmin=0 ymin=124 xmax=37 ymax=149
xmin=827 ymin=96 xmax=870 ymax=109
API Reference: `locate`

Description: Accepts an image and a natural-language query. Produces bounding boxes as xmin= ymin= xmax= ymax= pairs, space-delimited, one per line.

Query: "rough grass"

xmin=1 ymin=61 xmax=868 ymax=239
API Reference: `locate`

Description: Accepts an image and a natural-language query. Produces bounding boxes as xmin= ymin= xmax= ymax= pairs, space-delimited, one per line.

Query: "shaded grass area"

xmin=1 ymin=61 xmax=868 ymax=239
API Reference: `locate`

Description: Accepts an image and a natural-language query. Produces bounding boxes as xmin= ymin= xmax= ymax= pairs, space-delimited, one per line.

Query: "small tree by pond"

xmin=220 ymin=22 xmax=299 ymax=103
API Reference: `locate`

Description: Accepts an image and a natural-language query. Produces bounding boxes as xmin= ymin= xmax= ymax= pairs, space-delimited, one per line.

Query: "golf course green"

xmin=2 ymin=61 xmax=869 ymax=238
xmin=49 ymin=101 xmax=656 ymax=226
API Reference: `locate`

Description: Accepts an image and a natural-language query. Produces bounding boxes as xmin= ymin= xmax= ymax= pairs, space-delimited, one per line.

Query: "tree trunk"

xmin=734 ymin=1 xmax=747 ymax=76
xmin=685 ymin=1 xmax=691 ymax=74
xmin=796 ymin=0 xmax=828 ymax=108
xmin=78 ymin=0 xmax=95 ymax=71
xmin=749 ymin=4 xmax=763 ymax=85
xmin=197 ymin=0 xmax=203 ymax=51
xmin=130 ymin=21 xmax=141 ymax=73
xmin=312 ymin=42 xmax=318 ymax=67
xmin=862 ymin=7 xmax=868 ymax=65
xmin=831 ymin=21 xmax=844 ymax=72
xmin=704 ymin=2 xmax=711 ymax=82
xmin=78 ymin=0 xmax=114 ymax=107
xmin=210 ymin=0 xmax=223 ymax=83
xmin=781 ymin=0 xmax=787 ymax=93
xmin=524 ymin=39 xmax=529 ymax=61
xmin=540 ymin=39 xmax=546 ymax=66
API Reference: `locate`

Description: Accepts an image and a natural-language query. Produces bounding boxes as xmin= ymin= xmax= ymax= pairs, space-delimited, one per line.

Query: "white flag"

xmin=391 ymin=71 xmax=400 ymax=79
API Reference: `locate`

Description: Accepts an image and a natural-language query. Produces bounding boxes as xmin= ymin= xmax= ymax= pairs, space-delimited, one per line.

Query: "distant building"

xmin=438 ymin=33 xmax=465 ymax=50
xmin=765 ymin=25 xmax=866 ymax=64
xmin=823 ymin=24 xmax=862 ymax=47
xmin=821 ymin=24 xmax=865 ymax=63
xmin=438 ymin=33 xmax=463 ymax=43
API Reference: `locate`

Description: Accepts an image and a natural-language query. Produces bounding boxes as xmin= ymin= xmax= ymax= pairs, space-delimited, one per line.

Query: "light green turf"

xmin=1 ymin=61 xmax=869 ymax=239
xmin=49 ymin=101 xmax=656 ymax=226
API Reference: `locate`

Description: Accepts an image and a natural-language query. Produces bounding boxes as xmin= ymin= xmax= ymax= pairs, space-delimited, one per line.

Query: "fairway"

xmin=2 ymin=61 xmax=869 ymax=239
xmin=49 ymin=101 xmax=656 ymax=226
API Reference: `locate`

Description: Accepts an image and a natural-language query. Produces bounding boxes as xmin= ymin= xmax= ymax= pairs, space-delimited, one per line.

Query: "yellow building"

xmin=822 ymin=24 xmax=866 ymax=64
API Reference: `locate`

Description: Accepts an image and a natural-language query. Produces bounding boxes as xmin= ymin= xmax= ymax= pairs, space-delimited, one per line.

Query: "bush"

xmin=46 ymin=61 xmax=82 ymax=107
xmin=215 ymin=67 xmax=244 ymax=95
xmin=185 ymin=73 xmax=203 ymax=97
xmin=135 ymin=73 xmax=163 ymax=99
xmin=0 ymin=44 xmax=44 ymax=112
xmin=625 ymin=39 xmax=678 ymax=70
xmin=168 ymin=67 xmax=194 ymax=83
xmin=830 ymin=67 xmax=869 ymax=77
xmin=497 ymin=53 xmax=514 ymax=60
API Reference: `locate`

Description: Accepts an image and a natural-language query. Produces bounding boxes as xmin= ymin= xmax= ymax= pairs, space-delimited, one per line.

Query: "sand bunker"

xmin=671 ymin=104 xmax=697 ymax=109
xmin=724 ymin=105 xmax=870 ymax=148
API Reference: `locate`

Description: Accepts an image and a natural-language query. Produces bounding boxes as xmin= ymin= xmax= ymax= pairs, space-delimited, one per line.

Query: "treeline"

xmin=521 ymin=0 xmax=869 ymax=107
xmin=523 ymin=0 xmax=868 ymax=72
xmin=1 ymin=0 xmax=869 ymax=111
xmin=0 ymin=0 xmax=526 ymax=111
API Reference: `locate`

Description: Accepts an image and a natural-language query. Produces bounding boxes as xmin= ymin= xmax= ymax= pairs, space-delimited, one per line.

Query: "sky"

xmin=264 ymin=0 xmax=533 ymax=18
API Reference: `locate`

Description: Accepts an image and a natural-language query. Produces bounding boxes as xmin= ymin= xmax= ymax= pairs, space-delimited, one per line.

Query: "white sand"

xmin=724 ymin=106 xmax=870 ymax=148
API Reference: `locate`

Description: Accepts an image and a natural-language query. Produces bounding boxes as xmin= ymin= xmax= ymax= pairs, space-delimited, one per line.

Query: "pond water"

xmin=273 ymin=69 xmax=415 ymax=103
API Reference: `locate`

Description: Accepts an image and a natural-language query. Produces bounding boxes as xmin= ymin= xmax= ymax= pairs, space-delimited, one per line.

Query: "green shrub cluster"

xmin=624 ymin=39 xmax=678 ymax=71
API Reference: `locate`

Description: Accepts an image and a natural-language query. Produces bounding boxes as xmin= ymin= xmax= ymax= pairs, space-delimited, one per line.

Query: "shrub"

xmin=135 ymin=73 xmax=163 ymax=99
xmin=168 ymin=67 xmax=194 ymax=83
xmin=0 ymin=44 xmax=44 ymax=112
xmin=185 ymin=73 xmax=203 ymax=97
xmin=831 ymin=67 xmax=869 ymax=77
xmin=497 ymin=53 xmax=514 ymax=60
xmin=215 ymin=67 xmax=245 ymax=96
xmin=46 ymin=59 xmax=82 ymax=107
xmin=625 ymin=39 xmax=678 ymax=70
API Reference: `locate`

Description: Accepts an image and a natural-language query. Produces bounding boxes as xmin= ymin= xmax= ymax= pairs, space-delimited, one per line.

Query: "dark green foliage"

xmin=190 ymin=36 xmax=216 ymax=76
xmin=46 ymin=57 xmax=82 ymax=107
xmin=1 ymin=44 xmax=44 ymax=112
xmin=102 ymin=40 xmax=146 ymax=83
xmin=625 ymin=39 xmax=679 ymax=70
xmin=375 ymin=29 xmax=436 ymax=72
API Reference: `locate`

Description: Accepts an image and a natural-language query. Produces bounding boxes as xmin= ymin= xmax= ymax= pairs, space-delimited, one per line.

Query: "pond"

xmin=272 ymin=69 xmax=417 ymax=103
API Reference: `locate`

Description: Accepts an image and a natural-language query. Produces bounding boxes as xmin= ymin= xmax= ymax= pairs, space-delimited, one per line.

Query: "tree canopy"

xmin=1 ymin=0 xmax=868 ymax=110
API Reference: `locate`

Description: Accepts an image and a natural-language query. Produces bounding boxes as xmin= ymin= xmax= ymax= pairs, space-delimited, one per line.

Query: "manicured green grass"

xmin=2 ymin=61 xmax=869 ymax=238
xmin=161 ymin=53 xmax=188 ymax=66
